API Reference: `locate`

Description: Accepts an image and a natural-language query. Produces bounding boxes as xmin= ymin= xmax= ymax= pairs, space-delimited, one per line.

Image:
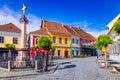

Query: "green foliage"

xmin=96 ymin=34 xmax=113 ymax=49
xmin=32 ymin=45 xmax=39 ymax=49
xmin=51 ymin=46 xmax=56 ymax=51
xmin=37 ymin=36 xmax=52 ymax=50
xmin=5 ymin=43 xmax=16 ymax=49
xmin=113 ymin=20 xmax=120 ymax=35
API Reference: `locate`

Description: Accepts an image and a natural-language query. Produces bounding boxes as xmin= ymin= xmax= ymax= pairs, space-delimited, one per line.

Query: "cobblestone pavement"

xmin=3 ymin=57 xmax=120 ymax=80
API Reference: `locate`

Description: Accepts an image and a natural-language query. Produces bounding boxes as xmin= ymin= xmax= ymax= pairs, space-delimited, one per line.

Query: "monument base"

xmin=15 ymin=48 xmax=29 ymax=68
xmin=14 ymin=61 xmax=26 ymax=68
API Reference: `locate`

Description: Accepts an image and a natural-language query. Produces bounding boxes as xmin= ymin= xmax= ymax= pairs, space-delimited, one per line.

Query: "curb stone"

xmin=0 ymin=64 xmax=59 ymax=79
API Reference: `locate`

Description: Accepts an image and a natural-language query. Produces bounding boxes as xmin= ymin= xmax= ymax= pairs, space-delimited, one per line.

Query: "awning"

xmin=82 ymin=45 xmax=96 ymax=49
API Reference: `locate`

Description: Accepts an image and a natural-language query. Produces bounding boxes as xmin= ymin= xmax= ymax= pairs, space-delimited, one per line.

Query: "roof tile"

xmin=0 ymin=23 xmax=21 ymax=33
xmin=43 ymin=20 xmax=71 ymax=36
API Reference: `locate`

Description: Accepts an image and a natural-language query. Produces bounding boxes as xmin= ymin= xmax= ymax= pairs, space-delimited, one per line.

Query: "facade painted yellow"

xmin=0 ymin=36 xmax=21 ymax=48
xmin=54 ymin=48 xmax=70 ymax=57
xmin=107 ymin=14 xmax=120 ymax=30
xmin=48 ymin=32 xmax=71 ymax=57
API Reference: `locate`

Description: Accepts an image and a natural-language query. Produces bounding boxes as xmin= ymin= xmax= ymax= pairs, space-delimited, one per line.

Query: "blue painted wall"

xmin=70 ymin=36 xmax=80 ymax=56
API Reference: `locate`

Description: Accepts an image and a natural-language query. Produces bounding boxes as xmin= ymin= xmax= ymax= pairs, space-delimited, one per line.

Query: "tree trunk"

xmin=105 ymin=46 xmax=108 ymax=68
xmin=49 ymin=50 xmax=52 ymax=65
xmin=43 ymin=50 xmax=47 ymax=72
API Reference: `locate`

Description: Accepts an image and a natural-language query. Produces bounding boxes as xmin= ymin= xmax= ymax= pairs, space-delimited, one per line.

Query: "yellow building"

xmin=30 ymin=19 xmax=71 ymax=57
xmin=41 ymin=20 xmax=71 ymax=57
xmin=30 ymin=19 xmax=96 ymax=57
xmin=0 ymin=23 xmax=21 ymax=48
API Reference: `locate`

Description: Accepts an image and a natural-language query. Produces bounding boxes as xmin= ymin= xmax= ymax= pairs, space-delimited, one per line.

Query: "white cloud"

xmin=0 ymin=6 xmax=41 ymax=33
xmin=0 ymin=6 xmax=108 ymax=37
xmin=87 ymin=29 xmax=108 ymax=38
xmin=70 ymin=21 xmax=108 ymax=37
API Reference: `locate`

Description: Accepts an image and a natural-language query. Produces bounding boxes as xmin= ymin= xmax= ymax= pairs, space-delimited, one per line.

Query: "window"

xmin=0 ymin=36 xmax=4 ymax=43
xmin=65 ymin=38 xmax=67 ymax=44
xmin=72 ymin=50 xmax=74 ymax=55
xmin=72 ymin=38 xmax=74 ymax=44
xmin=13 ymin=37 xmax=18 ymax=44
xmin=76 ymin=50 xmax=79 ymax=55
xmin=76 ymin=39 xmax=79 ymax=44
xmin=59 ymin=37 xmax=62 ymax=44
xmin=53 ymin=36 xmax=56 ymax=43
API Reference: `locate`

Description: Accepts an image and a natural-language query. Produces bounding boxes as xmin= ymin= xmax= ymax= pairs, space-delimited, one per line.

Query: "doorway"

xmin=64 ymin=50 xmax=68 ymax=58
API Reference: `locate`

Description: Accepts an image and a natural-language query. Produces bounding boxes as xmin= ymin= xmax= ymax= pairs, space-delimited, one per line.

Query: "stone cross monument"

xmin=20 ymin=3 xmax=28 ymax=48
xmin=15 ymin=3 xmax=28 ymax=67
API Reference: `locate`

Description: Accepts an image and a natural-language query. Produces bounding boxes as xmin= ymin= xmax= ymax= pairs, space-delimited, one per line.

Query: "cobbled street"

xmin=6 ymin=57 xmax=120 ymax=80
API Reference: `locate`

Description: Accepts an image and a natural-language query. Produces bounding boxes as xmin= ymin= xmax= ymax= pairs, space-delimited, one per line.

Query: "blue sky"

xmin=0 ymin=0 xmax=120 ymax=37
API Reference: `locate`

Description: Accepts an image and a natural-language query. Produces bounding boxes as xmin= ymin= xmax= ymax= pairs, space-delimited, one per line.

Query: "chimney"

xmin=70 ymin=25 xmax=72 ymax=28
xmin=41 ymin=18 xmax=45 ymax=29
xmin=62 ymin=23 xmax=64 ymax=27
xmin=78 ymin=27 xmax=80 ymax=30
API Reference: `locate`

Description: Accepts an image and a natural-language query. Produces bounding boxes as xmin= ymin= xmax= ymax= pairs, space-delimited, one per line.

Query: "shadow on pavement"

xmin=60 ymin=62 xmax=71 ymax=65
xmin=108 ymin=61 xmax=120 ymax=65
xmin=64 ymin=64 xmax=76 ymax=69
xmin=58 ymin=64 xmax=76 ymax=70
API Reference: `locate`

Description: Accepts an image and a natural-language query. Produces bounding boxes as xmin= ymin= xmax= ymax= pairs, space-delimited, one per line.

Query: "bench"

xmin=111 ymin=64 xmax=120 ymax=73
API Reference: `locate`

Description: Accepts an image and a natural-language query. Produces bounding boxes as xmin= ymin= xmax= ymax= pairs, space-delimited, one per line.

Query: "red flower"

xmin=30 ymin=48 xmax=36 ymax=57
xmin=37 ymin=47 xmax=44 ymax=53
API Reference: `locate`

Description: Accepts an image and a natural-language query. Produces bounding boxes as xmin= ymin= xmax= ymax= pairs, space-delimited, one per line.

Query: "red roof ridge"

xmin=30 ymin=27 xmax=48 ymax=35
xmin=42 ymin=19 xmax=71 ymax=36
xmin=0 ymin=22 xmax=21 ymax=33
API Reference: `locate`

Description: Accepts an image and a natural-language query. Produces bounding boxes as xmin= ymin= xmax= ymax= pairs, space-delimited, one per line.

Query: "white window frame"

xmin=13 ymin=37 xmax=18 ymax=44
xmin=0 ymin=36 xmax=4 ymax=43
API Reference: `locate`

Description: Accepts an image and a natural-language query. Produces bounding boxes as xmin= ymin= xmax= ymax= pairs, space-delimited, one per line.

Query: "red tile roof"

xmin=30 ymin=19 xmax=96 ymax=41
xmin=64 ymin=25 xmax=79 ymax=37
xmin=0 ymin=23 xmax=21 ymax=33
xmin=86 ymin=33 xmax=96 ymax=41
xmin=42 ymin=20 xmax=71 ymax=36
xmin=72 ymin=27 xmax=96 ymax=41
xmin=30 ymin=27 xmax=48 ymax=35
xmin=72 ymin=27 xmax=86 ymax=39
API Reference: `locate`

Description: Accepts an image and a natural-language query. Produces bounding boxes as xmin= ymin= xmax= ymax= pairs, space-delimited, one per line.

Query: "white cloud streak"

xmin=0 ymin=6 xmax=108 ymax=37
xmin=0 ymin=6 xmax=41 ymax=33
xmin=70 ymin=21 xmax=108 ymax=37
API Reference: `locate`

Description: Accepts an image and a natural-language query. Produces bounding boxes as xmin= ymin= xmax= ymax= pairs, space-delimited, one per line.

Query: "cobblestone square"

xmin=10 ymin=57 xmax=120 ymax=80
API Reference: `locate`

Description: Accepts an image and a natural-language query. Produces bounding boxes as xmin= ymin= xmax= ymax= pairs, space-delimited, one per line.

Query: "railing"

xmin=0 ymin=49 xmax=52 ymax=72
xmin=0 ymin=49 xmax=18 ymax=72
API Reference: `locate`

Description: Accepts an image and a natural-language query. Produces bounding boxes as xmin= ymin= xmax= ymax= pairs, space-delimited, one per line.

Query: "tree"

xmin=37 ymin=36 xmax=52 ymax=50
xmin=36 ymin=36 xmax=52 ymax=71
xmin=51 ymin=46 xmax=56 ymax=52
xmin=5 ymin=43 xmax=16 ymax=60
xmin=113 ymin=20 xmax=120 ymax=35
xmin=96 ymin=34 xmax=113 ymax=68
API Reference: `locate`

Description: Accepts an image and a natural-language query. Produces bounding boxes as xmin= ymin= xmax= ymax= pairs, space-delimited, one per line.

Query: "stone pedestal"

xmin=15 ymin=48 xmax=29 ymax=68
